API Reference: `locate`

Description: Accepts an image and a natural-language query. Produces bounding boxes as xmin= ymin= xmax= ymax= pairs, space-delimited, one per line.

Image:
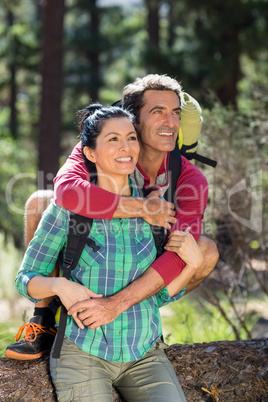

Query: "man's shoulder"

xmin=41 ymin=200 xmax=68 ymax=225
xmin=179 ymin=155 xmax=208 ymax=185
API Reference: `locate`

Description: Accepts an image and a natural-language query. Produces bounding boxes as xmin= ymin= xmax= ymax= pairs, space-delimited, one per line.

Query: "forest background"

xmin=0 ymin=0 xmax=267 ymax=355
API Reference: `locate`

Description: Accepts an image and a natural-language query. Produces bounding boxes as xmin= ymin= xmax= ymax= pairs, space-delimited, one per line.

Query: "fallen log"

xmin=1 ymin=338 xmax=268 ymax=401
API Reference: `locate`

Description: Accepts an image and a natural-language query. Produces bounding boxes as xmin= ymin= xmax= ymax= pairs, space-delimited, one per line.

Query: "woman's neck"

xmin=96 ymin=175 xmax=131 ymax=196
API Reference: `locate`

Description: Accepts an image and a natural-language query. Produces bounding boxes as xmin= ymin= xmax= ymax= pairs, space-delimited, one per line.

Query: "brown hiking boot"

xmin=4 ymin=315 xmax=56 ymax=360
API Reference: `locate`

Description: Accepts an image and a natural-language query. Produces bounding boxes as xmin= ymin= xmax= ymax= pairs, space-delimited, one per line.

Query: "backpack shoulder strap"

xmin=52 ymin=212 xmax=98 ymax=359
xmin=136 ymin=186 xmax=166 ymax=258
xmin=139 ymin=144 xmax=182 ymax=257
xmin=151 ymin=143 xmax=182 ymax=256
xmin=164 ymin=142 xmax=182 ymax=206
xmin=191 ymin=152 xmax=217 ymax=168
xmin=181 ymin=144 xmax=217 ymax=168
xmin=62 ymin=212 xmax=96 ymax=280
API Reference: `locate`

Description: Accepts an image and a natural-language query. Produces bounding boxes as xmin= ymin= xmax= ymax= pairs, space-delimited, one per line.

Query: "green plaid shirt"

xmin=15 ymin=186 xmax=184 ymax=362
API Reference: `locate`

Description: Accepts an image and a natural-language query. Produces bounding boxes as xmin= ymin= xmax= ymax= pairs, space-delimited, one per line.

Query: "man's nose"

xmin=164 ymin=114 xmax=178 ymax=128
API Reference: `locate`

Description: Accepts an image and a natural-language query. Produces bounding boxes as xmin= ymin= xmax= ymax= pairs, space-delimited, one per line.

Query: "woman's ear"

xmin=83 ymin=146 xmax=96 ymax=163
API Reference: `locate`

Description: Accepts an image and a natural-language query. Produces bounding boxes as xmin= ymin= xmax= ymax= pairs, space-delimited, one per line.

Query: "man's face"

xmin=135 ymin=90 xmax=181 ymax=154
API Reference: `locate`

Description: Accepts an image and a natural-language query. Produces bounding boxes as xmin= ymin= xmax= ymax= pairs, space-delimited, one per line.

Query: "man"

xmin=5 ymin=74 xmax=219 ymax=359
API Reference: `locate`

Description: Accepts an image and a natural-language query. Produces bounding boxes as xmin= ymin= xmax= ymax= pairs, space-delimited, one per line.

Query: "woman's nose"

xmin=120 ymin=139 xmax=129 ymax=150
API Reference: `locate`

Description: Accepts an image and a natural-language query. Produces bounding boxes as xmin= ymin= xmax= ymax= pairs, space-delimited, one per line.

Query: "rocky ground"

xmin=1 ymin=338 xmax=268 ymax=401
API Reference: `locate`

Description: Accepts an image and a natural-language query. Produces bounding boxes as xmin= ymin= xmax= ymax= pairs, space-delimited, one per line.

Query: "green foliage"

xmin=0 ymin=233 xmax=24 ymax=299
xmin=0 ymin=319 xmax=19 ymax=358
xmin=200 ymin=95 xmax=268 ymax=250
xmin=183 ymin=0 xmax=268 ymax=104
xmin=161 ymin=293 xmax=260 ymax=345
xmin=197 ymin=98 xmax=268 ymax=339
xmin=0 ymin=137 xmax=37 ymax=248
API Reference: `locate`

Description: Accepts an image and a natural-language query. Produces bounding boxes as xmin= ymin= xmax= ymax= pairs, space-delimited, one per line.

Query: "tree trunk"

xmin=167 ymin=0 xmax=177 ymax=49
xmin=216 ymin=30 xmax=241 ymax=108
xmin=38 ymin=0 xmax=65 ymax=189
xmin=7 ymin=8 xmax=17 ymax=139
xmin=145 ymin=0 xmax=160 ymax=50
xmin=87 ymin=0 xmax=101 ymax=102
xmin=1 ymin=338 xmax=267 ymax=401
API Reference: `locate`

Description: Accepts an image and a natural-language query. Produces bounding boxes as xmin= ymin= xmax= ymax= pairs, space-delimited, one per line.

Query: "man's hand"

xmin=143 ymin=189 xmax=176 ymax=229
xmin=54 ymin=278 xmax=103 ymax=319
xmin=68 ymin=296 xmax=121 ymax=330
xmin=114 ymin=189 xmax=176 ymax=229
xmin=68 ymin=267 xmax=165 ymax=330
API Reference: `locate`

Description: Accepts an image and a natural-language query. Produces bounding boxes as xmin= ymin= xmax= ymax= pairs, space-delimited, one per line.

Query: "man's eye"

xmin=109 ymin=136 xmax=118 ymax=141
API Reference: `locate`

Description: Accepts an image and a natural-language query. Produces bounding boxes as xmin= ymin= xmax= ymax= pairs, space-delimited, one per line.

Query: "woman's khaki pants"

xmin=50 ymin=337 xmax=186 ymax=402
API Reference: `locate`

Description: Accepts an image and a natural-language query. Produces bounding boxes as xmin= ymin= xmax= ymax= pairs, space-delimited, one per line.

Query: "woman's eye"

xmin=129 ymin=135 xmax=137 ymax=141
xmin=109 ymin=136 xmax=118 ymax=141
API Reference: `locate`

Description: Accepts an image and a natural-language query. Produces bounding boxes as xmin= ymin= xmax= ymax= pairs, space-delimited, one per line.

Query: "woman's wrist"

xmin=51 ymin=277 xmax=67 ymax=298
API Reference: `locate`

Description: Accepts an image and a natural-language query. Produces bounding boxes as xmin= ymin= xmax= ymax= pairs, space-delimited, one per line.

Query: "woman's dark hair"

xmin=78 ymin=103 xmax=134 ymax=172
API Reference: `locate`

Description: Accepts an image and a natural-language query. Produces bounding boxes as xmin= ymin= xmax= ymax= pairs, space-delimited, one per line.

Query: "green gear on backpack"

xmin=178 ymin=92 xmax=203 ymax=157
xmin=178 ymin=92 xmax=217 ymax=168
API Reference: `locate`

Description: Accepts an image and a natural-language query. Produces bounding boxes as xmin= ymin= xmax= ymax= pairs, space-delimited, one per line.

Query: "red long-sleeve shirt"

xmin=54 ymin=142 xmax=208 ymax=285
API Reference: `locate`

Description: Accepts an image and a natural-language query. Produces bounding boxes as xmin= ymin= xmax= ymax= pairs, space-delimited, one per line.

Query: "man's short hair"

xmin=122 ymin=74 xmax=182 ymax=123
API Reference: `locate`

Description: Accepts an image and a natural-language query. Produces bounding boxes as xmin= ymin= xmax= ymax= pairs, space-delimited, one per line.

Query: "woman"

xmin=15 ymin=104 xmax=202 ymax=401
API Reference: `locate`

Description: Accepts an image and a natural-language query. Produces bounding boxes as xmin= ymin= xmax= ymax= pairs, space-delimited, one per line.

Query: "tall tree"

xmin=38 ymin=0 xmax=65 ymax=188
xmin=145 ymin=0 xmax=160 ymax=50
xmin=63 ymin=0 xmax=102 ymax=111
xmin=186 ymin=0 xmax=268 ymax=107
xmin=87 ymin=0 xmax=101 ymax=102
xmin=142 ymin=0 xmax=165 ymax=74
xmin=5 ymin=6 xmax=18 ymax=138
xmin=166 ymin=0 xmax=177 ymax=49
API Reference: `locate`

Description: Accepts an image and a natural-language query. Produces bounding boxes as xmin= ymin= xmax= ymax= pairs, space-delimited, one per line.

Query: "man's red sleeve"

xmin=53 ymin=142 xmax=120 ymax=219
xmin=151 ymin=156 xmax=209 ymax=285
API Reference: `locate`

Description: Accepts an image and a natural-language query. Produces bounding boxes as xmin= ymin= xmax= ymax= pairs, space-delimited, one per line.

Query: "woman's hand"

xmin=164 ymin=227 xmax=204 ymax=269
xmin=28 ymin=276 xmax=103 ymax=329
xmin=165 ymin=228 xmax=205 ymax=297
xmin=53 ymin=278 xmax=103 ymax=328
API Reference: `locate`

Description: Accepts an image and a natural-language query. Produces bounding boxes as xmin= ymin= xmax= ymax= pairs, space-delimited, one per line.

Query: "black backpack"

xmin=50 ymin=213 xmax=96 ymax=358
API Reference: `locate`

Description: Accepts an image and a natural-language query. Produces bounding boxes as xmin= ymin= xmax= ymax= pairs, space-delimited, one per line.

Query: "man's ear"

xmin=83 ymin=146 xmax=96 ymax=163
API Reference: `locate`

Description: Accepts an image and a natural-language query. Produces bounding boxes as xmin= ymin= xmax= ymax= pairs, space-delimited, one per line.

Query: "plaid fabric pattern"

xmin=15 ymin=185 xmax=184 ymax=362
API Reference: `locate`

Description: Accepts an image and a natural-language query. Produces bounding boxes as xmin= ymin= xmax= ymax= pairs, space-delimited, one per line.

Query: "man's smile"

xmin=158 ymin=131 xmax=174 ymax=137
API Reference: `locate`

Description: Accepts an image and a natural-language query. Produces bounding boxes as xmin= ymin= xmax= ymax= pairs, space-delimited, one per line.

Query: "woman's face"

xmin=84 ymin=117 xmax=140 ymax=179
